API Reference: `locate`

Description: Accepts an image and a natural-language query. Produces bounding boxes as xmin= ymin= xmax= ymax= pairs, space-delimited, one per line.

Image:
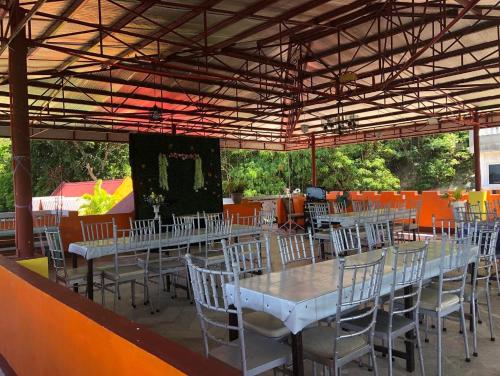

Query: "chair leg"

xmin=131 ymin=280 xmax=136 ymax=308
xmin=371 ymin=344 xmax=379 ymax=376
xmin=415 ymin=325 xmax=426 ymax=376
xmin=486 ymin=285 xmax=496 ymax=341
xmin=437 ymin=316 xmax=443 ymax=376
xmin=387 ymin=336 xmax=393 ymax=376
xmin=494 ymin=260 xmax=500 ymax=296
xmin=459 ymin=306 xmax=471 ymax=362
xmin=424 ymin=316 xmax=429 ymax=343
xmin=101 ymin=274 xmax=105 ymax=307
xmin=113 ymin=281 xmax=118 ymax=312
xmin=472 ymin=295 xmax=478 ymax=356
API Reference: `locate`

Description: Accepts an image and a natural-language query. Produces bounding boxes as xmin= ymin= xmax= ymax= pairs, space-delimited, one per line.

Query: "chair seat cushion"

xmin=302 ymin=325 xmax=368 ymax=360
xmin=419 ymin=288 xmax=460 ymax=312
xmin=148 ymin=259 xmax=185 ymax=275
xmin=102 ymin=265 xmax=145 ymax=281
xmin=210 ymin=330 xmax=290 ymax=373
xmin=347 ymin=309 xmax=414 ymax=336
xmin=243 ymin=311 xmax=290 ymax=339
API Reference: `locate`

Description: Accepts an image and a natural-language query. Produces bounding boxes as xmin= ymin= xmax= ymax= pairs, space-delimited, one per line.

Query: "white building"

xmin=470 ymin=127 xmax=500 ymax=190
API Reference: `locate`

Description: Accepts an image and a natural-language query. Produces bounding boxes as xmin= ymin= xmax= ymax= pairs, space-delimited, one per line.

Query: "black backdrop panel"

xmin=129 ymin=133 xmax=222 ymax=222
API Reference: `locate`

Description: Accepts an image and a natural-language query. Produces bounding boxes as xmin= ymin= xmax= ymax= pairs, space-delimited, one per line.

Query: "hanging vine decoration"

xmin=158 ymin=153 xmax=169 ymax=191
xmin=164 ymin=152 xmax=205 ymax=192
xmin=193 ymin=155 xmax=205 ymax=191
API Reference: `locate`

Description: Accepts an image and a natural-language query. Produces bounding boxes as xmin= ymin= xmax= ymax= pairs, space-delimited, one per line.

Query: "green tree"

xmin=0 ymin=140 xmax=13 ymax=211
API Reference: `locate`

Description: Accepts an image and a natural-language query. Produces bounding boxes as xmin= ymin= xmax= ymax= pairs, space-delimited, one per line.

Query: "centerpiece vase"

xmin=153 ymin=204 xmax=161 ymax=220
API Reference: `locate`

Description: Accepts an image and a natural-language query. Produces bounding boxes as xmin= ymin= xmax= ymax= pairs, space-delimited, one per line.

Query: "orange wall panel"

xmin=0 ymin=258 xmax=237 ymax=376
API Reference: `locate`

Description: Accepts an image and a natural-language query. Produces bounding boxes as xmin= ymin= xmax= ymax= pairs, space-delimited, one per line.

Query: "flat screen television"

xmin=306 ymin=186 xmax=326 ymax=201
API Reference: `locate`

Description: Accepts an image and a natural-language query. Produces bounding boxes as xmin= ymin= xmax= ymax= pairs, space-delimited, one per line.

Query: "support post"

xmin=9 ymin=1 xmax=34 ymax=258
xmin=473 ymin=112 xmax=481 ymax=191
xmin=311 ymin=134 xmax=316 ymax=186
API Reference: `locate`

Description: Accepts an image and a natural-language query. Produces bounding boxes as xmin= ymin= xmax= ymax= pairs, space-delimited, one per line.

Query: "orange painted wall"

xmin=0 ymin=263 xmax=185 ymax=376
xmin=224 ymin=201 xmax=262 ymax=222
xmin=275 ymin=190 xmax=500 ymax=229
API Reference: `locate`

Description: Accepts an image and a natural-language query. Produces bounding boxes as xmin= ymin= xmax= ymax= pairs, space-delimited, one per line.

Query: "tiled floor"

xmin=99 ymin=234 xmax=500 ymax=375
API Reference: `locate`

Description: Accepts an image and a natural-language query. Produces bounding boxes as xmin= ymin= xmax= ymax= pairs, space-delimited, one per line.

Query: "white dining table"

xmin=316 ymin=208 xmax=410 ymax=227
xmin=225 ymin=239 xmax=478 ymax=376
xmin=68 ymin=224 xmax=260 ymax=299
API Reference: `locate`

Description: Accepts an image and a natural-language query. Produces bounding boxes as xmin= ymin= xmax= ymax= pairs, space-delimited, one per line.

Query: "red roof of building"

xmin=51 ymin=179 xmax=124 ymax=197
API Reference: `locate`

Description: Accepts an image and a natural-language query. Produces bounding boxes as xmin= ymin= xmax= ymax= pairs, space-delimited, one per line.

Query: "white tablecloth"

xmin=317 ymin=208 xmax=410 ymax=227
xmin=225 ymin=240 xmax=477 ymax=334
xmin=68 ymin=224 xmax=260 ymax=260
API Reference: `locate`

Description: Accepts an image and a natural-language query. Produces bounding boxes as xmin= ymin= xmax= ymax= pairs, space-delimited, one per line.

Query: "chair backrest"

xmin=222 ymin=236 xmax=272 ymax=276
xmin=472 ymin=223 xmax=498 ymax=286
xmin=205 ymin=215 xmax=232 ymax=238
xmin=129 ymin=218 xmax=156 ymax=235
xmin=333 ymin=250 xmax=387 ymax=361
xmin=231 ymin=209 xmax=261 ymax=229
xmin=330 ymin=201 xmax=346 ymax=214
xmin=158 ymin=223 xmax=192 ymax=267
xmin=259 ymin=209 xmax=275 ymax=229
xmin=45 ymin=229 xmax=67 ymax=282
xmin=329 ymin=224 xmax=362 ymax=257
xmin=172 ymin=213 xmax=202 ymax=229
xmin=186 ymin=255 xmax=248 ymax=373
xmin=81 ymin=218 xmax=116 ymax=242
xmin=277 ymin=231 xmax=315 ymax=269
xmin=307 ymin=202 xmax=329 ymax=233
xmin=435 ymin=234 xmax=474 ymax=309
xmin=387 ymin=242 xmax=429 ymax=326
xmin=112 ymin=222 xmax=153 ymax=275
xmin=352 ymin=200 xmax=369 ymax=212
xmin=33 ymin=210 xmax=66 ymax=229
xmin=365 ymin=219 xmax=392 ymax=250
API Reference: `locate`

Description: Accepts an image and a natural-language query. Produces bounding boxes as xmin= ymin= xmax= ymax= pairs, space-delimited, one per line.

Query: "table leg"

xmin=87 ymin=259 xmax=94 ymax=300
xmin=72 ymin=253 xmax=77 ymax=268
xmin=228 ymin=304 xmax=238 ymax=341
xmin=291 ymin=332 xmax=304 ymax=376
xmin=404 ymin=285 xmax=415 ymax=372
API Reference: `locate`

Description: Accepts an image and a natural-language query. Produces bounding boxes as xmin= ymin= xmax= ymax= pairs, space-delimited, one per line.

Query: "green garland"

xmin=193 ymin=155 xmax=205 ymax=191
xmin=158 ymin=153 xmax=169 ymax=191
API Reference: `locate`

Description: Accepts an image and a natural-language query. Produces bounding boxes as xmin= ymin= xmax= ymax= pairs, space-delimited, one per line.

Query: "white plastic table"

xmin=69 ymin=224 xmax=260 ymax=299
xmin=316 ymin=208 xmax=410 ymax=227
xmin=225 ymin=240 xmax=478 ymax=376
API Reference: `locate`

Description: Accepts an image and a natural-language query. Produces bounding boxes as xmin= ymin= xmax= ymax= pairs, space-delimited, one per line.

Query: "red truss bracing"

xmin=0 ymin=0 xmax=499 ymax=149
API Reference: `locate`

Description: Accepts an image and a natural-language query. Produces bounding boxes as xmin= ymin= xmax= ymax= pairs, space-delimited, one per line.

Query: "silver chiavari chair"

xmin=345 ymin=241 xmax=429 ymax=376
xmin=185 ymin=254 xmax=290 ymax=375
xmin=222 ymin=236 xmax=290 ymax=340
xmin=101 ymin=223 xmax=154 ymax=313
xmin=420 ymin=234 xmax=474 ymax=376
xmin=80 ymin=218 xmax=116 ymax=243
xmin=468 ymin=223 xmax=498 ymax=356
xmin=330 ymin=200 xmax=347 ymax=214
xmin=329 ymin=224 xmax=362 ymax=257
xmin=352 ymin=200 xmax=369 ymax=212
xmin=365 ymin=218 xmax=392 ymax=250
xmin=301 ymin=249 xmax=387 ymax=376
xmin=277 ymin=231 xmax=316 ymax=269
xmin=149 ymin=222 xmax=192 ymax=310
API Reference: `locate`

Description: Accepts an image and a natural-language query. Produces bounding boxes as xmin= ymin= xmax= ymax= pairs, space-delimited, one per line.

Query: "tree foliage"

xmin=78 ymin=179 xmax=117 ymax=215
xmin=0 ymin=132 xmax=473 ymax=212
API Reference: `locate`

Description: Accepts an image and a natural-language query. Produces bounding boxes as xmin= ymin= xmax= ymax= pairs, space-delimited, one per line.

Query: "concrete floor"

xmin=98 ymin=234 xmax=500 ymax=375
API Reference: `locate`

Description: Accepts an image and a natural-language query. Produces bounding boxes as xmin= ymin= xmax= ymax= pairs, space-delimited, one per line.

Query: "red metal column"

xmin=473 ymin=113 xmax=481 ymax=191
xmin=9 ymin=2 xmax=34 ymax=258
xmin=311 ymin=134 xmax=317 ymax=186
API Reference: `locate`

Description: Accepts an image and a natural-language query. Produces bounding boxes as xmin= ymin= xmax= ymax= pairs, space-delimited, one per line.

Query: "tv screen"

xmin=306 ymin=186 xmax=326 ymax=200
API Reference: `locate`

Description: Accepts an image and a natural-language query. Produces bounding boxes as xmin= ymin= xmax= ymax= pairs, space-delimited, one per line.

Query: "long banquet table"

xmin=224 ymin=239 xmax=478 ymax=376
xmin=69 ymin=224 xmax=260 ymax=300
xmin=316 ymin=207 xmax=410 ymax=227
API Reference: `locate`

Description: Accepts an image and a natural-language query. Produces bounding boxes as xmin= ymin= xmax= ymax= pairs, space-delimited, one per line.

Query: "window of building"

xmin=489 ymin=164 xmax=500 ymax=184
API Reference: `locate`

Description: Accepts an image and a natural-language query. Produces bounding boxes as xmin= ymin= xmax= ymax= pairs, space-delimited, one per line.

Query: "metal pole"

xmin=311 ymin=134 xmax=317 ymax=186
xmin=473 ymin=114 xmax=481 ymax=191
xmin=9 ymin=1 xmax=34 ymax=258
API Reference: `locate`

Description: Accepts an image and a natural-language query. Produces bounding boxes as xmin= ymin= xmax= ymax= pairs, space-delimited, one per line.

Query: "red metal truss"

xmin=0 ymin=0 xmax=497 ymax=149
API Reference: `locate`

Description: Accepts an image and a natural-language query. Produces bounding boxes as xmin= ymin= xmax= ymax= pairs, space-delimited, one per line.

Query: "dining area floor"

xmin=88 ymin=232 xmax=500 ymax=376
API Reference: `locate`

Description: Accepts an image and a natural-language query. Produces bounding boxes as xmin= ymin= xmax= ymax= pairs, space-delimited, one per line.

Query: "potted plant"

xmin=441 ymin=187 xmax=466 ymax=214
xmin=144 ymin=191 xmax=165 ymax=220
xmin=229 ymin=182 xmax=246 ymax=204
